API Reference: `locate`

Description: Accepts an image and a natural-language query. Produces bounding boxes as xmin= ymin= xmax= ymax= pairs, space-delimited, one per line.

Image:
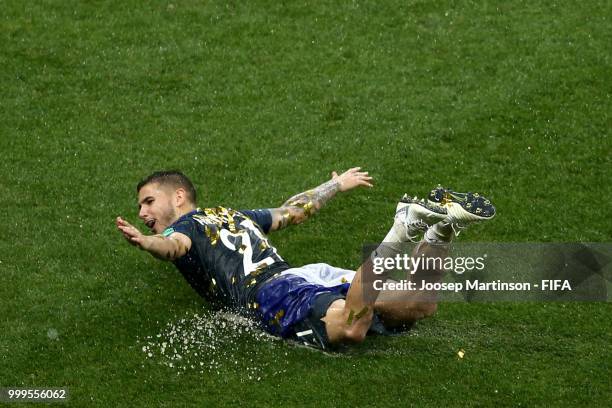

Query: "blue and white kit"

xmin=167 ymin=207 xmax=373 ymax=350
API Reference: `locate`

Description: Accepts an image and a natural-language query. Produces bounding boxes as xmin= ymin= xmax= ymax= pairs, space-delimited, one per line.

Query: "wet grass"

xmin=1 ymin=0 xmax=611 ymax=406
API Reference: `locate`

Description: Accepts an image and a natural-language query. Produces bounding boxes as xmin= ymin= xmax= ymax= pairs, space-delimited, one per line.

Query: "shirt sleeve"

xmin=239 ymin=209 xmax=273 ymax=234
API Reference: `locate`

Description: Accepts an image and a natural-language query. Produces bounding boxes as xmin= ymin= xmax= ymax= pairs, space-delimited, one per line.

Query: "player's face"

xmin=137 ymin=182 xmax=178 ymax=234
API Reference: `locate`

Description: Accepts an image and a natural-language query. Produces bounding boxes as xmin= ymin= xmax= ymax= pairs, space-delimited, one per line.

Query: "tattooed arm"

xmin=268 ymin=167 xmax=373 ymax=232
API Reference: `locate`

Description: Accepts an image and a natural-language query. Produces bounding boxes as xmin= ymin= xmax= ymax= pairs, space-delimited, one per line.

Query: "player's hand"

xmin=116 ymin=216 xmax=150 ymax=250
xmin=331 ymin=167 xmax=373 ymax=192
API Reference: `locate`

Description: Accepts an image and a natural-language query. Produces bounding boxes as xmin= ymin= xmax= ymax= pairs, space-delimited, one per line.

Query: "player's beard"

xmin=154 ymin=205 xmax=178 ymax=234
xmin=162 ymin=207 xmax=178 ymax=232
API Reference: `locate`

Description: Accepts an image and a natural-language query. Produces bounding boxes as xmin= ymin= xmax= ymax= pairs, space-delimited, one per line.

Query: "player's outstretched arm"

xmin=268 ymin=167 xmax=373 ymax=232
xmin=116 ymin=216 xmax=191 ymax=261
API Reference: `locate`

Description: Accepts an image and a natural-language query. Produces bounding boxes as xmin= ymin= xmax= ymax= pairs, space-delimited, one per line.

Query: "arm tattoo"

xmin=277 ymin=208 xmax=292 ymax=230
xmin=272 ymin=178 xmax=341 ymax=231
xmin=283 ymin=178 xmax=340 ymax=215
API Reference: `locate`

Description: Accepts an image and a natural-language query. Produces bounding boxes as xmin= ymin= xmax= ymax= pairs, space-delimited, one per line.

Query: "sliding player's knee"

xmin=396 ymin=302 xmax=436 ymax=321
xmin=323 ymin=300 xmax=373 ymax=344
xmin=325 ymin=315 xmax=369 ymax=344
xmin=343 ymin=324 xmax=368 ymax=343
xmin=342 ymin=310 xmax=374 ymax=343
xmin=421 ymin=302 xmax=437 ymax=318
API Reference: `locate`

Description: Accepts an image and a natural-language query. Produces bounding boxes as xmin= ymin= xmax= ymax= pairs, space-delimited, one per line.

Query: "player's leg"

xmin=321 ymin=196 xmax=448 ymax=343
xmin=323 ymin=241 xmax=446 ymax=343
xmin=374 ymin=188 xmax=496 ymax=327
xmin=321 ymin=188 xmax=495 ymax=344
xmin=373 ymin=240 xmax=449 ymax=326
xmin=321 ymin=256 xmax=380 ymax=343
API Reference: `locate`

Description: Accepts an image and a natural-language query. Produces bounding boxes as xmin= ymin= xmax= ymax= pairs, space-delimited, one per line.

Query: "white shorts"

xmin=280 ymin=263 xmax=356 ymax=288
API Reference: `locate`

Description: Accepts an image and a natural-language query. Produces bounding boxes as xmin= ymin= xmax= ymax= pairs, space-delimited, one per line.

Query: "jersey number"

xmin=219 ymin=219 xmax=281 ymax=276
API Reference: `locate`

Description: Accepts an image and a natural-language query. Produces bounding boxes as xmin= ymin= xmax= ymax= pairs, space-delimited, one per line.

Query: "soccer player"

xmin=116 ymin=168 xmax=495 ymax=350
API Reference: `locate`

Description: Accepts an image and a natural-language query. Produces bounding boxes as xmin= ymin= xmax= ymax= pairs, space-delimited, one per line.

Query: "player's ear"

xmin=175 ymin=188 xmax=187 ymax=207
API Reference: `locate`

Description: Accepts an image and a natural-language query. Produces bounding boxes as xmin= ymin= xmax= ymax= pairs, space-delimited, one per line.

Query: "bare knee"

xmin=342 ymin=325 xmax=368 ymax=343
xmin=421 ymin=302 xmax=437 ymax=318
xmin=323 ymin=300 xmax=372 ymax=344
xmin=374 ymin=301 xmax=437 ymax=327
xmin=409 ymin=302 xmax=437 ymax=320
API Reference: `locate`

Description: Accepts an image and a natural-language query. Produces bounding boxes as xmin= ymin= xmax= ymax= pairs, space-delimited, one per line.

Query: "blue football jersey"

xmin=165 ymin=207 xmax=289 ymax=310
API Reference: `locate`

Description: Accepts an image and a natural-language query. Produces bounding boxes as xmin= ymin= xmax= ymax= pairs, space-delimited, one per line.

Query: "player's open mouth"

xmin=145 ymin=219 xmax=156 ymax=230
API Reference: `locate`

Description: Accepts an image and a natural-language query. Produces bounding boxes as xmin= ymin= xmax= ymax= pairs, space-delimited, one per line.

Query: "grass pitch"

xmin=1 ymin=0 xmax=611 ymax=406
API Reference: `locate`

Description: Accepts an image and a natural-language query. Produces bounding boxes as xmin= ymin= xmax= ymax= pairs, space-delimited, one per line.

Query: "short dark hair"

xmin=137 ymin=170 xmax=197 ymax=204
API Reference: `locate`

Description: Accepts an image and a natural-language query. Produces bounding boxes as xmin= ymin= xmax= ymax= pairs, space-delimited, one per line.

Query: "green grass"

xmin=1 ymin=0 xmax=611 ymax=406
